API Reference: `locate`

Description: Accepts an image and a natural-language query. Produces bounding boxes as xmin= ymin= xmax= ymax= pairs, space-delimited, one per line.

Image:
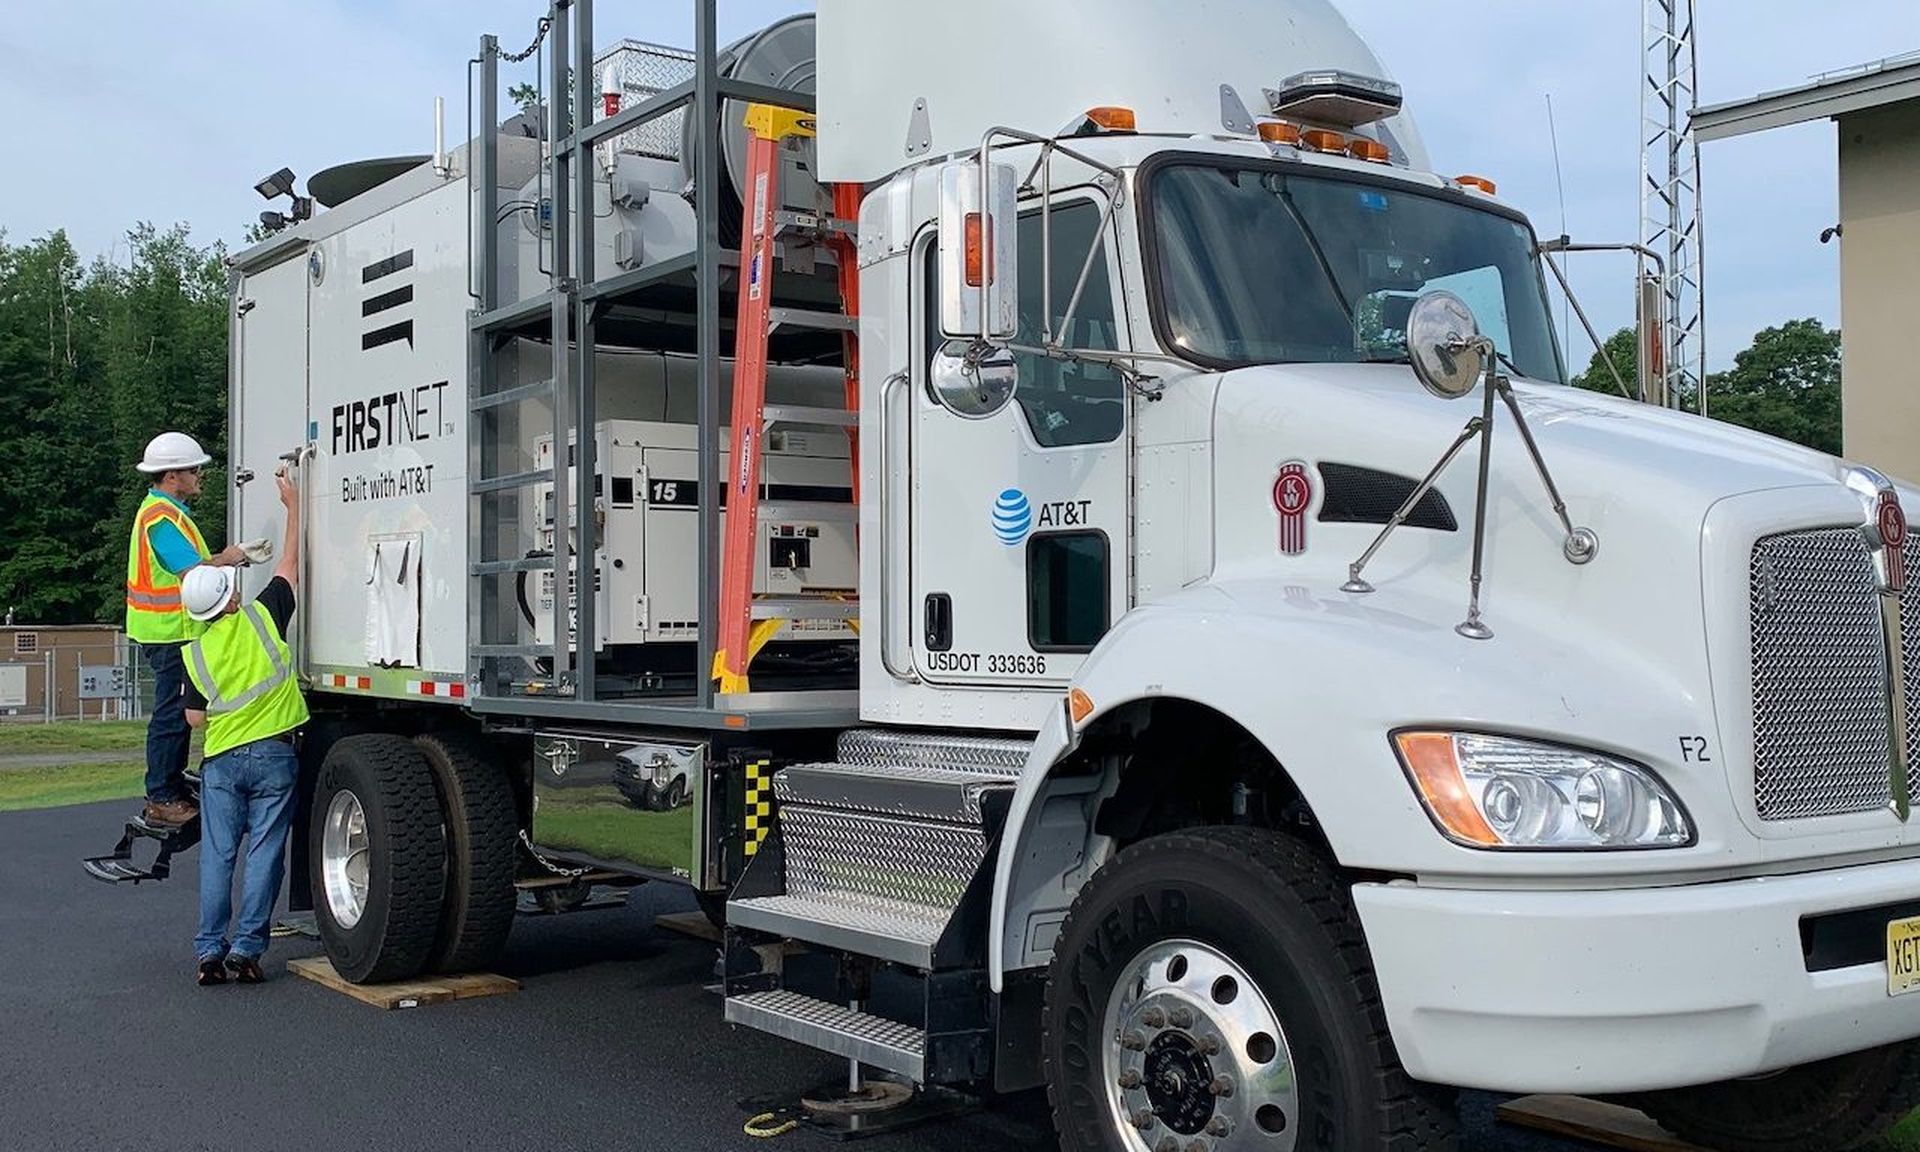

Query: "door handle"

xmin=235 ymin=469 xmax=256 ymax=486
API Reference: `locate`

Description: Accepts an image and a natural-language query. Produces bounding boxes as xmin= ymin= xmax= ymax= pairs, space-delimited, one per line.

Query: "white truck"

xmin=211 ymin=2 xmax=1920 ymax=1148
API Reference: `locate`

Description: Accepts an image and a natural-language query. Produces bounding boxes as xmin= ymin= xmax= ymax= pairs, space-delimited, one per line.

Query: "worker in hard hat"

xmin=179 ymin=466 xmax=305 ymax=986
xmin=126 ymin=431 xmax=253 ymax=829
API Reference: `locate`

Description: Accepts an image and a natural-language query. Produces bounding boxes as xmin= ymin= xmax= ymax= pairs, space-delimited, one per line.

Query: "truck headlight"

xmin=1393 ymin=731 xmax=1692 ymax=850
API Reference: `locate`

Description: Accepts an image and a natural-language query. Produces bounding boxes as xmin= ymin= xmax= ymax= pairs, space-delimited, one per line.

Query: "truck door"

xmin=232 ymin=252 xmax=310 ymax=603
xmin=909 ymin=196 xmax=1129 ymax=688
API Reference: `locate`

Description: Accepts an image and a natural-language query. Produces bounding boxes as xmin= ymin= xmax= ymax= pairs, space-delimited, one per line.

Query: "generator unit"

xmin=529 ymin=417 xmax=855 ymax=670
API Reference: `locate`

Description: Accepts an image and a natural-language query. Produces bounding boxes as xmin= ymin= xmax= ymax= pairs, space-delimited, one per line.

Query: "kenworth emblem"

xmin=1877 ymin=489 xmax=1907 ymax=594
xmin=1850 ymin=468 xmax=1911 ymax=821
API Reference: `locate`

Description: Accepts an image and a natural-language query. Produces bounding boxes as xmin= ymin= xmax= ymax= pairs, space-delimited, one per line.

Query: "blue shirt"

xmin=145 ymin=489 xmax=205 ymax=576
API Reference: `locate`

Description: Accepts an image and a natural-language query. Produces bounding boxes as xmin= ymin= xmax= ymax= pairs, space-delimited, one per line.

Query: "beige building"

xmin=1696 ymin=55 xmax=1920 ymax=481
xmin=0 ymin=624 xmax=132 ymax=721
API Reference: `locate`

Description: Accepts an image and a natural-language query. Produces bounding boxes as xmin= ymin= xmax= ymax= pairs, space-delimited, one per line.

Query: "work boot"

xmin=142 ymin=798 xmax=198 ymax=828
xmin=226 ymin=955 xmax=264 ymax=985
xmin=196 ymin=957 xmax=228 ymax=987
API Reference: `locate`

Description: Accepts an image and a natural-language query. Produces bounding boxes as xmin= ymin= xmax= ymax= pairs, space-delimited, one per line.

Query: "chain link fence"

xmin=0 ymin=638 xmax=149 ymax=724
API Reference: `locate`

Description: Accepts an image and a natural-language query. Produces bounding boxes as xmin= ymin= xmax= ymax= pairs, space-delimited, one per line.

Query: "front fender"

xmin=989 ymin=579 xmax=1719 ymax=990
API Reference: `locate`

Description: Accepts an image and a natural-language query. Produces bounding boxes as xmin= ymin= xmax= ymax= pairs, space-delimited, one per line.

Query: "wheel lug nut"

xmin=1197 ymin=1034 xmax=1222 ymax=1056
xmin=1186 ymin=1143 xmax=1209 ymax=1152
xmin=1132 ymin=1109 xmax=1157 ymax=1131
xmin=1156 ymin=1138 xmax=1181 ymax=1152
xmin=1122 ymin=1030 xmax=1147 ymax=1052
xmin=1209 ymin=1075 xmax=1235 ymax=1098
xmin=1169 ymin=1006 xmax=1196 ymax=1029
xmin=1140 ymin=1006 xmax=1167 ymax=1028
xmin=1205 ymin=1116 xmax=1232 ymax=1138
xmin=1117 ymin=1069 xmax=1142 ymax=1090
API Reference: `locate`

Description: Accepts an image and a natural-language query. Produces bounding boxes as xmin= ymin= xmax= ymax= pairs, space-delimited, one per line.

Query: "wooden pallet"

xmin=287 ymin=956 xmax=519 ymax=1010
xmin=1497 ymin=1095 xmax=1706 ymax=1152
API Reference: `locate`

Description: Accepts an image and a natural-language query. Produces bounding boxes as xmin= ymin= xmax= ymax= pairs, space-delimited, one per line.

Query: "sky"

xmin=2 ymin=1 xmax=1915 ymax=372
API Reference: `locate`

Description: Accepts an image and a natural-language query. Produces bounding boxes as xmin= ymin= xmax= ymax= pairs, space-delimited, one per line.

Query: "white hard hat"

xmin=182 ymin=565 xmax=238 ymax=622
xmin=136 ymin=431 xmax=212 ymax=475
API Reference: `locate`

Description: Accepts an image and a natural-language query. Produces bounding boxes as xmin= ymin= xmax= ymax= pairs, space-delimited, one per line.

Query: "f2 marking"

xmin=1678 ymin=735 xmax=1712 ymax=763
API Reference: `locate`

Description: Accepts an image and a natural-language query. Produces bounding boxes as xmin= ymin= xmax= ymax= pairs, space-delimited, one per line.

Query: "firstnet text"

xmin=330 ymin=382 xmax=449 ymax=455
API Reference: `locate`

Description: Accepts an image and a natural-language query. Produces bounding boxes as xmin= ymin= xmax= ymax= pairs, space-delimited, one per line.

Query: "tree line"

xmin=0 ymin=222 xmax=1847 ymax=626
xmin=0 ymin=226 xmax=229 ymax=626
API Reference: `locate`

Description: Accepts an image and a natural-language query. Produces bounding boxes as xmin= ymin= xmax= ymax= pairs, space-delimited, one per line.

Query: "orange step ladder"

xmin=711 ymin=103 xmax=862 ymax=694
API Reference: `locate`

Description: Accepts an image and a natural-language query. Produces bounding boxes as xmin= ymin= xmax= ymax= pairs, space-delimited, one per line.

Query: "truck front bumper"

xmin=1353 ymin=856 xmax=1920 ymax=1094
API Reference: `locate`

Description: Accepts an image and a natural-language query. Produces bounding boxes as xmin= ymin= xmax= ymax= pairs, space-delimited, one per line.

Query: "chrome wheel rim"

xmin=321 ymin=790 xmax=370 ymax=930
xmin=1102 ymin=938 xmax=1299 ymax=1152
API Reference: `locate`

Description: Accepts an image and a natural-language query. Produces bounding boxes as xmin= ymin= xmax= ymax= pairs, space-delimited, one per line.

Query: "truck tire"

xmin=1637 ymin=1044 xmax=1920 ymax=1152
xmin=1043 ymin=825 xmax=1457 ymax=1152
xmin=415 ymin=732 xmax=519 ymax=974
xmin=311 ymin=734 xmax=447 ymax=984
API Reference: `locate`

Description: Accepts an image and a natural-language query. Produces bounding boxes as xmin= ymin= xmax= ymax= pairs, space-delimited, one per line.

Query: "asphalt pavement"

xmin=1 ymin=800 xmax=1588 ymax=1152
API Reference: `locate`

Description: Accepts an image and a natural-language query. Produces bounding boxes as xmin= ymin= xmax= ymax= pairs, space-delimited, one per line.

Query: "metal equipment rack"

xmin=466 ymin=0 xmax=859 ymax=732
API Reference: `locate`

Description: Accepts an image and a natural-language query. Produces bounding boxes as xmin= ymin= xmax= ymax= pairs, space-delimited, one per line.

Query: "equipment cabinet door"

xmin=908 ymin=197 xmax=1129 ymax=689
xmin=232 ymin=253 xmax=310 ymax=604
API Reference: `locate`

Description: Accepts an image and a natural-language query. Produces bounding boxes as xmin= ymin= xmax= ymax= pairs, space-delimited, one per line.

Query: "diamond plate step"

xmin=774 ymin=761 xmax=1010 ymax=824
xmin=725 ymin=990 xmax=926 ymax=1081
xmin=729 ymin=891 xmax=944 ymax=968
xmin=835 ymin=729 xmax=1030 ymax=778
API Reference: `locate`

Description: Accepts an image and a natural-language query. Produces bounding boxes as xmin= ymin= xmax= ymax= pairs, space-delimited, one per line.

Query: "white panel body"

xmin=815 ymin=0 xmax=1426 ymax=182
xmin=231 ymin=254 xmax=310 ymax=605
xmin=303 ymin=178 xmax=469 ymax=681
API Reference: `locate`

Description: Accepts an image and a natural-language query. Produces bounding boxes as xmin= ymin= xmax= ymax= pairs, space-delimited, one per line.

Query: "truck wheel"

xmin=415 ymin=733 xmax=519 ymax=974
xmin=1043 ymin=826 xmax=1457 ymax=1152
xmin=1638 ymin=1044 xmax=1920 ymax=1152
xmin=311 ymin=734 xmax=447 ymax=984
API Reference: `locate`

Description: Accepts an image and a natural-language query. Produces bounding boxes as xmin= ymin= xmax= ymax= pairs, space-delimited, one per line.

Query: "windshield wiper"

xmin=1273 ymin=187 xmax=1356 ymax=324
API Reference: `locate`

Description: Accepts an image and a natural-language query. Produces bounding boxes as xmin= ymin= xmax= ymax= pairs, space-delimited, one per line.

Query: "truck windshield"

xmin=1145 ymin=160 xmax=1565 ymax=382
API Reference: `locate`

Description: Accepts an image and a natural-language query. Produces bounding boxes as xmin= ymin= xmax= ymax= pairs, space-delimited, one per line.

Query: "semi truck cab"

xmin=203 ymin=3 xmax=1920 ymax=1149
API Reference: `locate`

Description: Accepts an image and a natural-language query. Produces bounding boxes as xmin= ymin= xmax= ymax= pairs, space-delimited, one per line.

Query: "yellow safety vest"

xmin=183 ymin=602 xmax=309 ymax=758
xmin=124 ymin=492 xmax=209 ymax=644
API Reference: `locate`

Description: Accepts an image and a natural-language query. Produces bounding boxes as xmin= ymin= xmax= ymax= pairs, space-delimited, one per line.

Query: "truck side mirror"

xmin=938 ymin=159 xmax=1019 ymax=341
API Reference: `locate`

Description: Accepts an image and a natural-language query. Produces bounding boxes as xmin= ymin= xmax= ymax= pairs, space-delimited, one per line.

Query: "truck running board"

xmin=726 ymin=989 xmax=926 ymax=1081
xmin=722 ymin=729 xmax=1029 ymax=1085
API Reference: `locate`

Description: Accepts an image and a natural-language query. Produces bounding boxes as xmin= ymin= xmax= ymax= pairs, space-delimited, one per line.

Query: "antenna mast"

xmin=1641 ymin=0 xmax=1706 ymax=411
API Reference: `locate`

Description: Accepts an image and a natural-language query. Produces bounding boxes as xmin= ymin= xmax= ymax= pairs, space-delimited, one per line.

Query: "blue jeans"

xmin=196 ymin=738 xmax=299 ymax=961
xmin=143 ymin=642 xmax=192 ymax=802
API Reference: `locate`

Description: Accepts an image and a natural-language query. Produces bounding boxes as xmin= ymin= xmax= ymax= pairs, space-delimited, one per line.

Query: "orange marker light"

xmin=1084 ymin=105 xmax=1137 ymax=132
xmin=1347 ymin=138 xmax=1391 ymax=163
xmin=963 ymin=212 xmax=992 ymax=287
xmin=1456 ymin=174 xmax=1497 ymax=195
xmin=1068 ymin=688 xmax=1095 ymax=725
xmin=1257 ymin=121 xmax=1302 ymax=146
xmin=1301 ymin=128 xmax=1348 ymax=154
xmin=1394 ymin=732 xmax=1501 ymax=846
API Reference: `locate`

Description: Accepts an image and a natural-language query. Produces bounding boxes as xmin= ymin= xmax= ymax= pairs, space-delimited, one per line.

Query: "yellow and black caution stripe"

xmin=743 ymin=758 xmax=773 ymax=857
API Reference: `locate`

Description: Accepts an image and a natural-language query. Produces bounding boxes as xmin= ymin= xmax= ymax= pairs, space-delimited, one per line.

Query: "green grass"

xmin=533 ymin=798 xmax=695 ymax=875
xmin=1881 ymin=1110 xmax=1920 ymax=1151
xmin=0 ymin=719 xmax=150 ymax=754
xmin=0 ymin=760 xmax=143 ymax=812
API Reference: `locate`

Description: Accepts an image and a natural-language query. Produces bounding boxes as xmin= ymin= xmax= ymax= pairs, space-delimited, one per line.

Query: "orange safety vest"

xmin=125 ymin=491 xmax=209 ymax=644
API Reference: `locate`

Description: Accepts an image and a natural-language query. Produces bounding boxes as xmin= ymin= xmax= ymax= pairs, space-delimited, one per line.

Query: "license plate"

xmin=1888 ymin=916 xmax=1920 ymax=996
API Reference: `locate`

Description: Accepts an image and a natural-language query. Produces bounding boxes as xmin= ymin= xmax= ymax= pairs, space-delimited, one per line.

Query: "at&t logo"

xmin=992 ymin=488 xmax=1032 ymax=546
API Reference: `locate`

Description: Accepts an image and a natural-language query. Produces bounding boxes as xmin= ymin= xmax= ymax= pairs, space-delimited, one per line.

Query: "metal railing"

xmin=466 ymin=0 xmax=839 ymax=729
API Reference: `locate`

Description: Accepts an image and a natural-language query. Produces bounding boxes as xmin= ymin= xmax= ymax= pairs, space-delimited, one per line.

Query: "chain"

xmin=500 ymin=16 xmax=552 ymax=63
xmin=517 ymin=828 xmax=593 ymax=878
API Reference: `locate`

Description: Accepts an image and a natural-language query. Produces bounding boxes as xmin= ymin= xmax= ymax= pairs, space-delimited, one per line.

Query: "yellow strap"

xmin=742 ymin=1112 xmax=799 ymax=1139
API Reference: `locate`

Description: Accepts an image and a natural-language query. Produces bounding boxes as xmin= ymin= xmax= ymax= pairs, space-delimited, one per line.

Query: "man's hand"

xmin=277 ymin=467 xmax=297 ymax=508
xmin=209 ymin=544 xmax=248 ymax=566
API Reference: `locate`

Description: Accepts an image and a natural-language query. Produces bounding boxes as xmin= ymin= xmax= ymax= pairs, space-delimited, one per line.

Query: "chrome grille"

xmin=1749 ymin=528 xmax=1897 ymax=819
